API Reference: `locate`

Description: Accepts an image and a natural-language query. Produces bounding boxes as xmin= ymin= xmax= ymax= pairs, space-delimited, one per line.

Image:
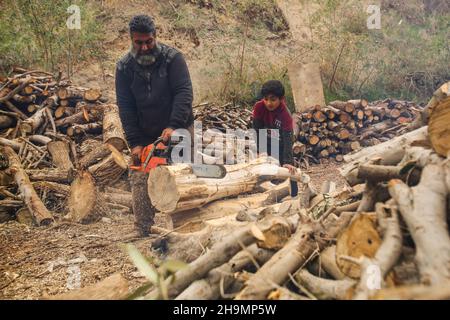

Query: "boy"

xmin=252 ymin=80 xmax=298 ymax=196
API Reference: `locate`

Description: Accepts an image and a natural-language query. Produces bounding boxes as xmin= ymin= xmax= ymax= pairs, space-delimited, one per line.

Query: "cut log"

xmin=67 ymin=122 xmax=102 ymax=137
xmin=47 ymin=141 xmax=74 ymax=170
xmin=83 ymin=88 xmax=102 ymax=102
xmin=1 ymin=146 xmax=53 ymax=225
xmin=102 ymin=104 xmax=126 ymax=151
xmin=20 ymin=107 xmax=47 ymax=134
xmin=66 ymin=171 xmax=107 ymax=224
xmin=87 ymin=144 xmax=127 ymax=186
xmin=147 ymin=157 xmax=310 ymax=214
xmin=54 ymin=111 xmax=87 ymax=128
xmin=26 ymin=168 xmax=73 ymax=183
xmin=352 ymin=202 xmax=402 ymax=300
xmin=79 ymin=143 xmax=112 ymax=168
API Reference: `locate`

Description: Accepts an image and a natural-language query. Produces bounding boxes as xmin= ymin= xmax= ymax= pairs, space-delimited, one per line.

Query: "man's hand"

xmin=283 ymin=164 xmax=297 ymax=175
xmin=161 ymin=127 xmax=174 ymax=143
xmin=131 ymin=146 xmax=144 ymax=166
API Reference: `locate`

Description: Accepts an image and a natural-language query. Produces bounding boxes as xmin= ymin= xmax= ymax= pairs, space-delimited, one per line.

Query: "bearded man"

xmin=115 ymin=14 xmax=194 ymax=236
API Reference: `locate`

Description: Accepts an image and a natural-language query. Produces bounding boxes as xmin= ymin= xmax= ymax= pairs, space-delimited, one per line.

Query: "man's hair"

xmin=261 ymin=80 xmax=285 ymax=98
xmin=129 ymin=15 xmax=156 ymax=34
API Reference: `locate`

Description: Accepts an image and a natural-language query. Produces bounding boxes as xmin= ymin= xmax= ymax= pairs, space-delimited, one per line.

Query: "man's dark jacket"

xmin=115 ymin=43 xmax=194 ymax=148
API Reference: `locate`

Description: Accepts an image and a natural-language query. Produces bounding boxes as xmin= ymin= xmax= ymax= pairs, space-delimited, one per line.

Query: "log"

xmin=235 ymin=212 xmax=354 ymax=300
xmin=147 ymin=157 xmax=310 ymax=214
xmin=20 ymin=107 xmax=47 ymax=134
xmin=103 ymin=192 xmax=132 ymax=208
xmin=0 ymin=115 xmax=14 ymax=129
xmin=47 ymin=141 xmax=74 ymax=170
xmin=83 ymin=88 xmax=102 ymax=102
xmin=67 ymin=122 xmax=102 ymax=136
xmin=26 ymin=168 xmax=73 ymax=183
xmin=54 ymin=111 xmax=87 ymax=128
xmin=87 ymin=145 xmax=127 ymax=186
xmin=389 ymin=164 xmax=450 ymax=285
xmin=103 ymin=104 xmax=126 ymax=151
xmin=79 ymin=143 xmax=112 ymax=168
xmin=66 ymin=171 xmax=107 ymax=224
xmin=176 ymin=244 xmax=274 ymax=300
xmin=352 ymin=202 xmax=402 ymax=300
xmin=0 ymin=137 xmax=21 ymax=151
xmin=1 ymin=146 xmax=53 ymax=225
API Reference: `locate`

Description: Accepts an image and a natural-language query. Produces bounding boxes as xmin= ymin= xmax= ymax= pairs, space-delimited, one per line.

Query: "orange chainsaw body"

xmin=130 ymin=138 xmax=169 ymax=173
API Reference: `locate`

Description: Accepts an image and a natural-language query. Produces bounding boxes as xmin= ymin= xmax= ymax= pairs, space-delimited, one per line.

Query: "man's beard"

xmin=130 ymin=43 xmax=161 ymax=66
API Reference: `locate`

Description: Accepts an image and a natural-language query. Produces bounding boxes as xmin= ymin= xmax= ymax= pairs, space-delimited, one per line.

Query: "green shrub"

xmin=0 ymin=0 xmax=105 ymax=75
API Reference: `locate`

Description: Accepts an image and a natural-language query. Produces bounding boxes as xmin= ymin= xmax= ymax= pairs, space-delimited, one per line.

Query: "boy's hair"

xmin=261 ymin=80 xmax=285 ymax=98
xmin=129 ymin=15 xmax=156 ymax=34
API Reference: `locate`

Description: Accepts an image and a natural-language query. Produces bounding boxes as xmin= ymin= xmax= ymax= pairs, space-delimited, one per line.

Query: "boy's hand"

xmin=283 ymin=164 xmax=297 ymax=175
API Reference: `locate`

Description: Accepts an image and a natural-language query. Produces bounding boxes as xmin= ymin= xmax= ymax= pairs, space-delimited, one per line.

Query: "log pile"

xmin=193 ymin=102 xmax=252 ymax=131
xmin=0 ymin=68 xmax=130 ymax=226
xmin=124 ymin=83 xmax=450 ymax=300
xmin=292 ymin=99 xmax=424 ymax=165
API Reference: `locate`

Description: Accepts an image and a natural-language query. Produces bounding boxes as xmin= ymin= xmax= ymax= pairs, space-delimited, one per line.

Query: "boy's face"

xmin=263 ymin=94 xmax=281 ymax=111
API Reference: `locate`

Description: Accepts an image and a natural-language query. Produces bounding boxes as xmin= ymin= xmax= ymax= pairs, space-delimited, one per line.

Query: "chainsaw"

xmin=129 ymin=137 xmax=227 ymax=179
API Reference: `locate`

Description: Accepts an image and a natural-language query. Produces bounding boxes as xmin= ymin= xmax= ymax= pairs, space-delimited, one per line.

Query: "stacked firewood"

xmin=193 ymin=102 xmax=252 ymax=131
xmin=114 ymin=83 xmax=448 ymax=300
xmin=0 ymin=68 xmax=131 ymax=226
xmin=293 ymin=99 xmax=423 ymax=164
